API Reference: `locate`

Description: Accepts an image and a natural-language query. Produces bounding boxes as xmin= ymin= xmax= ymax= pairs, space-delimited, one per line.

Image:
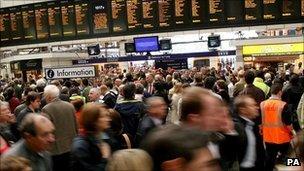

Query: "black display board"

xmin=47 ymin=1 xmax=62 ymax=38
xmin=155 ymin=58 xmax=188 ymax=70
xmin=0 ymin=8 xmax=11 ymax=42
xmin=34 ymin=3 xmax=49 ymax=39
xmin=0 ymin=0 xmax=304 ymax=47
xmin=111 ymin=0 xmax=127 ymax=33
xmin=126 ymin=0 xmax=142 ymax=31
xmin=61 ymin=0 xmax=76 ymax=37
xmin=21 ymin=5 xmax=36 ymax=40
xmin=142 ymin=0 xmax=158 ymax=30
xmin=92 ymin=0 xmax=109 ymax=34
xmin=158 ymin=0 xmax=174 ymax=29
xmin=75 ymin=0 xmax=90 ymax=36
xmin=9 ymin=6 xmax=23 ymax=41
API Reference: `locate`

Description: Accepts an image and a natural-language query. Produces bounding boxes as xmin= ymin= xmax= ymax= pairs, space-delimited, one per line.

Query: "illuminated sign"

xmin=243 ymin=43 xmax=304 ymax=56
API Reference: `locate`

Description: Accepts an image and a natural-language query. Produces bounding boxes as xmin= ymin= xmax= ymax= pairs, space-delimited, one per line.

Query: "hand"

xmin=99 ymin=142 xmax=111 ymax=159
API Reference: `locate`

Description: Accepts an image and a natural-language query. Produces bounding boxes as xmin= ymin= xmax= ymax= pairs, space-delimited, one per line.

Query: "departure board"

xmin=282 ymin=0 xmax=301 ymax=19
xmin=111 ymin=0 xmax=127 ymax=33
xmin=75 ymin=0 xmax=90 ymax=35
xmin=175 ymin=0 xmax=191 ymax=26
xmin=142 ymin=0 xmax=158 ymax=30
xmin=92 ymin=0 xmax=109 ymax=34
xmin=0 ymin=8 xmax=11 ymax=42
xmin=191 ymin=0 xmax=207 ymax=24
xmin=245 ymin=0 xmax=263 ymax=21
xmin=208 ymin=0 xmax=225 ymax=23
xmin=47 ymin=2 xmax=62 ymax=38
xmin=10 ymin=7 xmax=23 ymax=40
xmin=35 ymin=3 xmax=49 ymax=39
xmin=263 ymin=0 xmax=280 ymax=20
xmin=225 ymin=0 xmax=243 ymax=23
xmin=21 ymin=5 xmax=36 ymax=40
xmin=61 ymin=1 xmax=76 ymax=36
xmin=158 ymin=0 xmax=174 ymax=28
xmin=126 ymin=0 xmax=142 ymax=31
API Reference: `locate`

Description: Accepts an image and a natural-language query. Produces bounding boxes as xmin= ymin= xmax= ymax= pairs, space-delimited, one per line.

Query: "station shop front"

xmin=242 ymin=43 xmax=304 ymax=73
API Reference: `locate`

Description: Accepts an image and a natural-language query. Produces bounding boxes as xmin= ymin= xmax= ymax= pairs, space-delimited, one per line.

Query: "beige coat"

xmin=297 ymin=93 xmax=304 ymax=129
xmin=42 ymin=99 xmax=77 ymax=155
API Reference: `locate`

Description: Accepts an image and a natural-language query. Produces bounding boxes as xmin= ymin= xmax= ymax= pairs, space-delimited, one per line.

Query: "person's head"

xmin=141 ymin=126 xmax=220 ymax=171
xmin=135 ymin=83 xmax=144 ymax=95
xmin=82 ymin=79 xmax=89 ymax=87
xmin=0 ymin=101 xmax=14 ymax=123
xmin=234 ymin=95 xmax=259 ymax=120
xmin=180 ymin=87 xmax=231 ymax=132
xmin=166 ymin=75 xmax=172 ymax=82
xmin=105 ymin=80 xmax=114 ymax=89
xmin=81 ymin=103 xmax=111 ymax=134
xmin=19 ymin=114 xmax=55 ymax=152
xmin=126 ymin=73 xmax=133 ymax=82
xmin=146 ymin=73 xmax=154 ymax=83
xmin=264 ymin=73 xmax=271 ymax=81
xmin=237 ymin=70 xmax=245 ymax=80
xmin=204 ymin=76 xmax=216 ymax=90
xmin=290 ymin=74 xmax=299 ymax=86
xmin=0 ymin=156 xmax=31 ymax=171
xmin=106 ymin=149 xmax=153 ymax=171
xmin=255 ymin=70 xmax=265 ymax=80
xmin=50 ymin=80 xmax=61 ymax=89
xmin=173 ymin=82 xmax=183 ymax=94
xmin=43 ymin=85 xmax=60 ymax=103
xmin=123 ymin=83 xmax=136 ymax=100
xmin=244 ymin=70 xmax=255 ymax=84
xmin=25 ymin=91 xmax=41 ymax=110
xmin=71 ymin=98 xmax=84 ymax=112
xmin=215 ymin=80 xmax=227 ymax=91
xmin=114 ymin=78 xmax=122 ymax=87
xmin=3 ymin=87 xmax=15 ymax=101
xmin=270 ymin=83 xmax=283 ymax=97
xmin=99 ymin=85 xmax=108 ymax=96
xmin=146 ymin=97 xmax=167 ymax=119
xmin=108 ymin=109 xmax=123 ymax=135
xmin=88 ymin=88 xmax=101 ymax=102
xmin=194 ymin=73 xmax=203 ymax=83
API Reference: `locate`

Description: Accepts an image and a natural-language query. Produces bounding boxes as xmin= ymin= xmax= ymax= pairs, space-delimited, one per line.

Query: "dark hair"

xmin=123 ymin=83 xmax=136 ymax=100
xmin=105 ymin=80 xmax=114 ymax=89
xmin=19 ymin=113 xmax=37 ymax=136
xmin=290 ymin=74 xmax=299 ymax=86
xmin=271 ymin=83 xmax=283 ymax=95
xmin=141 ymin=125 xmax=213 ymax=171
xmin=216 ymin=79 xmax=227 ymax=90
xmin=255 ymin=70 xmax=265 ymax=80
xmin=126 ymin=73 xmax=133 ymax=82
xmin=153 ymin=81 xmax=165 ymax=92
xmin=25 ymin=91 xmax=40 ymax=106
xmin=244 ymin=70 xmax=255 ymax=84
xmin=108 ymin=109 xmax=123 ymax=135
xmin=135 ymin=83 xmax=144 ymax=94
xmin=204 ymin=76 xmax=216 ymax=90
xmin=81 ymin=103 xmax=108 ymax=134
xmin=180 ymin=87 xmax=211 ymax=121
xmin=71 ymin=98 xmax=84 ymax=112
xmin=4 ymin=87 xmax=15 ymax=101
xmin=69 ymin=87 xmax=81 ymax=96
xmin=82 ymin=79 xmax=89 ymax=87
xmin=0 ymin=156 xmax=31 ymax=171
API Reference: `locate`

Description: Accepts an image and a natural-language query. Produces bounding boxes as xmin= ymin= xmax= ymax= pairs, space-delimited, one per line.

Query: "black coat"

xmin=135 ymin=115 xmax=157 ymax=147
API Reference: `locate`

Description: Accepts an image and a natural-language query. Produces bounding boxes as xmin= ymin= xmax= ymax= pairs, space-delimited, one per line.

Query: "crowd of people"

xmin=0 ymin=64 xmax=303 ymax=171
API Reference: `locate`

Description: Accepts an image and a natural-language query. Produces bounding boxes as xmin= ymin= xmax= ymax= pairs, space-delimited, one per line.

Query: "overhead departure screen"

xmin=301 ymin=0 xmax=304 ymax=16
xmin=127 ymin=0 xmax=142 ymax=31
xmin=47 ymin=2 xmax=62 ymax=38
xmin=225 ymin=0 xmax=243 ymax=23
xmin=175 ymin=0 xmax=191 ymax=26
xmin=208 ymin=0 xmax=225 ymax=23
xmin=0 ymin=8 xmax=11 ymax=42
xmin=35 ymin=3 xmax=49 ymax=39
xmin=75 ymin=1 xmax=90 ymax=35
xmin=263 ymin=0 xmax=280 ymax=20
xmin=10 ymin=7 xmax=23 ymax=40
xmin=191 ymin=0 xmax=206 ymax=24
xmin=282 ymin=0 xmax=301 ymax=19
xmin=61 ymin=1 xmax=76 ymax=36
xmin=111 ymin=0 xmax=127 ymax=33
xmin=142 ymin=0 xmax=158 ymax=30
xmin=21 ymin=5 xmax=36 ymax=40
xmin=92 ymin=0 xmax=109 ymax=34
xmin=158 ymin=0 xmax=174 ymax=28
xmin=245 ymin=0 xmax=263 ymax=21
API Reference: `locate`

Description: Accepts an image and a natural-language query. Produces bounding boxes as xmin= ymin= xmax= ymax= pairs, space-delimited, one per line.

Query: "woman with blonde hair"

xmin=106 ymin=149 xmax=153 ymax=171
xmin=166 ymin=82 xmax=183 ymax=124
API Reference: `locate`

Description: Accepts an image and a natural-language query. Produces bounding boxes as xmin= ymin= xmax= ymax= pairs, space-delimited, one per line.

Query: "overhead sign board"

xmin=243 ymin=43 xmax=304 ymax=56
xmin=45 ymin=66 xmax=96 ymax=79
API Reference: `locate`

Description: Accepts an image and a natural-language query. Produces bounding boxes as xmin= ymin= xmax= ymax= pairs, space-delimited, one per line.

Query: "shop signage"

xmin=243 ymin=43 xmax=304 ymax=56
xmin=45 ymin=66 xmax=95 ymax=79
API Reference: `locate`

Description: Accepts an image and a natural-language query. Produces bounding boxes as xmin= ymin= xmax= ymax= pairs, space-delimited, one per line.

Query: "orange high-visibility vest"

xmin=260 ymin=99 xmax=292 ymax=144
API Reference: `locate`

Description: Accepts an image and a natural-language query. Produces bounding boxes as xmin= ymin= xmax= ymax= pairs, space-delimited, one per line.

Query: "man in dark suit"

xmin=234 ymin=95 xmax=265 ymax=171
xmin=135 ymin=97 xmax=167 ymax=146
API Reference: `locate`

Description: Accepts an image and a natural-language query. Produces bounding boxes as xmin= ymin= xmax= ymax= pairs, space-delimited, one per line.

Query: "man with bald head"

xmin=2 ymin=114 xmax=55 ymax=171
